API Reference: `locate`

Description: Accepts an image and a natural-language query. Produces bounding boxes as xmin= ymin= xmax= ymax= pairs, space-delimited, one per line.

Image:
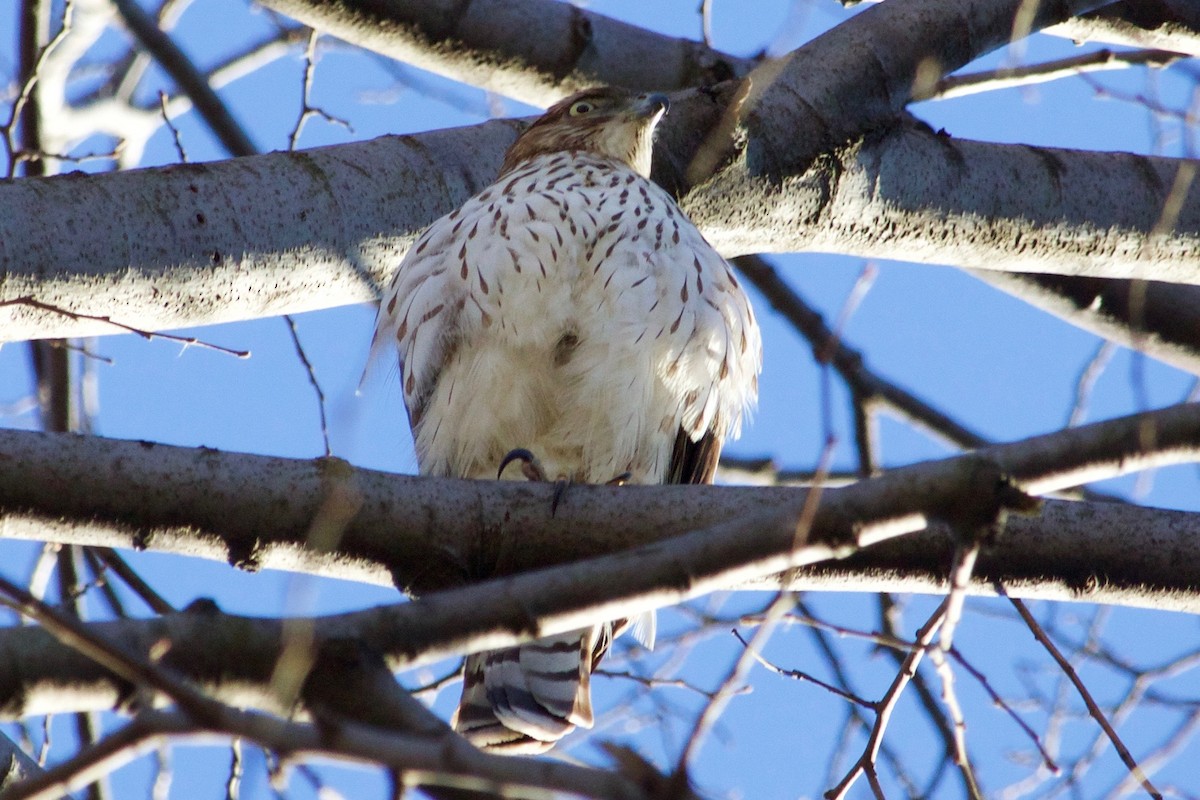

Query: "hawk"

xmin=370 ymin=86 xmax=762 ymax=753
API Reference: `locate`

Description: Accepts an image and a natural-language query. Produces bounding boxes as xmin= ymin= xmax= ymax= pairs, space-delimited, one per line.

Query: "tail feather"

xmin=454 ymin=624 xmax=619 ymax=753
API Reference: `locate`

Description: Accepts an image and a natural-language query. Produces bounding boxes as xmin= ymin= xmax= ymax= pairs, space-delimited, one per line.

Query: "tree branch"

xmin=0 ymin=118 xmax=521 ymax=340
xmin=3 ymin=404 xmax=1200 ymax=609
xmin=970 ymin=271 xmax=1200 ymax=377
xmin=3 ymin=113 xmax=1197 ymax=342
xmin=688 ymin=117 xmax=1200 ymax=283
xmin=255 ymin=0 xmax=754 ymax=108
xmin=2 ymin=403 xmax=1200 ymax=718
xmin=6 ymin=0 xmax=1197 ymax=341
xmin=1048 ymin=0 xmax=1200 ymax=58
xmin=109 ymin=0 xmax=256 ymax=157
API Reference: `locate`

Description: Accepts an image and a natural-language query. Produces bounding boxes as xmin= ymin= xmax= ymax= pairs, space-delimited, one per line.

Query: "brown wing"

xmin=666 ymin=427 xmax=721 ymax=486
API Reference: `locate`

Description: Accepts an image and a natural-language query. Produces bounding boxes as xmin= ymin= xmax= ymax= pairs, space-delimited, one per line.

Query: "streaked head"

xmin=500 ymin=87 xmax=670 ymax=177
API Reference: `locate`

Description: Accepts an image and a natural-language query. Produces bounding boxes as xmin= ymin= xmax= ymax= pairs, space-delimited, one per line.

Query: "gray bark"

xmin=3 ymin=403 xmax=1200 ymax=613
xmin=4 ymin=399 xmax=1200 ymax=720
xmin=257 ymin=0 xmax=754 ymax=109
xmin=7 ymin=0 xmax=1198 ymax=342
xmin=0 ymin=121 xmax=519 ymax=340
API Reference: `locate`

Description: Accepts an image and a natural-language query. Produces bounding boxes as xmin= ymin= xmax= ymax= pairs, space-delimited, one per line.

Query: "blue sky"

xmin=2 ymin=1 xmax=1199 ymax=798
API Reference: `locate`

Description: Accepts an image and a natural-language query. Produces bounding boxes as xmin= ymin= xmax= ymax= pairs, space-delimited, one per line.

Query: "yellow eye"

xmin=568 ymin=101 xmax=595 ymax=116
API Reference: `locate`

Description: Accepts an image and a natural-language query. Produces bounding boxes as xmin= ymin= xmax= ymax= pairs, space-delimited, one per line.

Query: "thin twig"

xmin=929 ymin=48 xmax=1185 ymax=100
xmin=1103 ymin=709 xmax=1200 ymax=800
xmin=3 ymin=0 xmax=74 ymax=177
xmin=1 ymin=298 xmax=250 ymax=358
xmin=875 ymin=594 xmax=968 ymax=797
xmin=697 ymin=0 xmax=714 ymax=47
xmin=281 ymin=315 xmax=332 ymax=456
xmin=791 ymin=599 xmax=923 ymax=795
xmin=287 ymin=29 xmax=352 ymax=150
xmin=940 ymin=542 xmax=979 ymax=651
xmin=91 ymin=548 xmax=176 ymax=615
xmin=946 ymin=643 xmax=1060 ymax=773
xmin=927 ymin=645 xmax=983 ymax=799
xmin=1004 ymin=590 xmax=1163 ymax=800
xmin=677 ymin=593 xmax=794 ymax=771
xmin=224 ymin=738 xmax=242 ymax=800
xmin=826 ymin=599 xmax=949 ymax=800
xmin=157 ymin=91 xmax=188 ymax=163
xmin=730 ymin=627 xmax=872 ymax=708
xmin=1068 ymin=340 xmax=1117 ymax=427
xmin=732 ymin=255 xmax=989 ymax=451
xmin=109 ymin=0 xmax=255 ymax=157
xmin=54 ymin=547 xmax=110 ymax=800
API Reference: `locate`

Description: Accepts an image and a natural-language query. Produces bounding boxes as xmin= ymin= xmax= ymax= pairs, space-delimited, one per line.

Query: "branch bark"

xmin=2 ymin=403 xmax=1199 ymax=719
xmin=6 ymin=0 xmax=1198 ymax=342
xmin=257 ymin=0 xmax=754 ymax=109
xmin=4 ymin=113 xmax=1198 ymax=342
xmin=1048 ymin=0 xmax=1200 ymax=57
xmin=0 ymin=119 xmax=520 ymax=340
xmin=3 ymin=414 xmax=1200 ymax=607
xmin=711 ymin=121 xmax=1200 ymax=283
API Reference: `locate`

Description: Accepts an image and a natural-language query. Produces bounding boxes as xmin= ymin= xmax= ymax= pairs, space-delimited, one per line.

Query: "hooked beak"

xmin=634 ymin=93 xmax=670 ymax=120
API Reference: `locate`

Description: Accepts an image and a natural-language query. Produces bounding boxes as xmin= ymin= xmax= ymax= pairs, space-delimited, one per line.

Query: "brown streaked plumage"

xmin=369 ymin=86 xmax=761 ymax=753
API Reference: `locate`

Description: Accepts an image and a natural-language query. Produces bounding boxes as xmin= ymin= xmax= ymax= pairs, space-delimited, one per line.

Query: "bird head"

xmin=500 ymin=87 xmax=670 ymax=178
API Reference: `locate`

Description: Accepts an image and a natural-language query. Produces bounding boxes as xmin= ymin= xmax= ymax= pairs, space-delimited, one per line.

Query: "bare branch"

xmin=1048 ymin=1 xmax=1200 ymax=58
xmin=3 ymin=405 xmax=1200 ymax=609
xmin=7 ymin=0 xmax=1198 ymax=341
xmin=972 ymin=272 xmax=1200 ymax=378
xmin=677 ymin=593 xmax=793 ymax=769
xmin=109 ymin=0 xmax=255 ymax=156
xmin=1006 ymin=593 xmax=1163 ymax=800
xmin=256 ymin=0 xmax=754 ymax=108
xmin=733 ymin=255 xmax=988 ymax=449
xmin=0 ymin=576 xmax=646 ymax=800
xmin=827 ymin=600 xmax=948 ymax=800
xmin=0 ymin=298 xmax=250 ymax=358
xmin=1 ymin=405 xmax=1199 ymax=718
xmin=930 ymin=49 xmax=1186 ymax=101
xmin=280 ymin=315 xmax=331 ymax=457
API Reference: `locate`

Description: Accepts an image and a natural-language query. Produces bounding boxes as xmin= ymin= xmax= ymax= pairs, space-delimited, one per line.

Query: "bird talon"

xmin=498 ymin=448 xmax=549 ymax=482
xmin=606 ymin=471 xmax=633 ymax=487
xmin=549 ymin=479 xmax=572 ymax=516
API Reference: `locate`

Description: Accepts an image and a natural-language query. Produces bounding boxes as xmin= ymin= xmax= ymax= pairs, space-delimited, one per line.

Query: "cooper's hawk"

xmin=370 ymin=87 xmax=762 ymax=753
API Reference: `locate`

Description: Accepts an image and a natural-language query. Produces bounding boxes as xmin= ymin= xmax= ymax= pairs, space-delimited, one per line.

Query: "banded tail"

xmin=454 ymin=617 xmax=651 ymax=753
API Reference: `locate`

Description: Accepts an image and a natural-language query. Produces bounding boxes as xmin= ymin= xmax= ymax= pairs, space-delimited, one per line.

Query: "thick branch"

xmin=1048 ymin=0 xmax=1200 ymax=57
xmin=257 ymin=0 xmax=753 ymax=108
xmin=971 ymin=271 xmax=1200 ymax=376
xmin=0 ymin=120 xmax=520 ymax=340
xmin=739 ymin=123 xmax=1200 ymax=284
xmin=2 ymin=404 xmax=1200 ymax=718
xmin=7 ymin=407 xmax=1200 ymax=719
xmin=2 ymin=403 xmax=1200 ymax=604
xmin=3 ymin=115 xmax=1198 ymax=342
xmin=5 ymin=0 xmax=1200 ymax=341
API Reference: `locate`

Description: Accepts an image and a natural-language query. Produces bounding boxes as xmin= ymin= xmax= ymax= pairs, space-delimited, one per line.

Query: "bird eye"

xmin=568 ymin=101 xmax=595 ymax=116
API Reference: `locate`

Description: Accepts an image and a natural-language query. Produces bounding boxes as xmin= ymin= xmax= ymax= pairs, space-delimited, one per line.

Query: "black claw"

xmin=498 ymin=448 xmax=536 ymax=480
xmin=498 ymin=448 xmax=550 ymax=482
xmin=606 ymin=471 xmax=633 ymax=486
xmin=550 ymin=479 xmax=570 ymax=516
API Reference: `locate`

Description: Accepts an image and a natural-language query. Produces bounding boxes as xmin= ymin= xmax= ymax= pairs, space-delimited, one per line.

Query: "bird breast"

xmin=382 ymin=152 xmax=760 ymax=483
